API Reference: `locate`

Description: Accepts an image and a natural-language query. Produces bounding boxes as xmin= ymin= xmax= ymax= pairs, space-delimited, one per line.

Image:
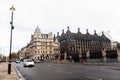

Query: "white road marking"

xmin=44 ymin=67 xmax=51 ymax=70
xmin=56 ymin=70 xmax=73 ymax=74
xmin=46 ymin=65 xmax=51 ymax=67
xmin=86 ymin=76 xmax=102 ymax=80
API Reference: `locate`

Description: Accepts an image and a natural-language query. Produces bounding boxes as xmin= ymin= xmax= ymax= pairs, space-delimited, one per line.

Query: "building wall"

xmin=117 ymin=43 xmax=120 ymax=58
xmin=19 ymin=26 xmax=60 ymax=60
xmin=58 ymin=27 xmax=111 ymax=59
xmin=30 ymin=27 xmax=54 ymax=59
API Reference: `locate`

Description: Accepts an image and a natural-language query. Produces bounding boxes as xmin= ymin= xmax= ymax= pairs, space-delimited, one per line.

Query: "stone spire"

xmin=102 ymin=31 xmax=105 ymax=36
xmin=57 ymin=32 xmax=59 ymax=37
xmin=67 ymin=26 xmax=69 ymax=31
xmin=77 ymin=28 xmax=81 ymax=34
xmin=86 ymin=29 xmax=90 ymax=35
xmin=94 ymin=30 xmax=97 ymax=35
xmin=62 ymin=29 xmax=64 ymax=35
xmin=66 ymin=26 xmax=71 ymax=34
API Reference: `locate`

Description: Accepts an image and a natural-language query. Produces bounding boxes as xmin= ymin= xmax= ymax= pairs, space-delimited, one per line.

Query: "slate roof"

xmin=58 ymin=28 xmax=111 ymax=42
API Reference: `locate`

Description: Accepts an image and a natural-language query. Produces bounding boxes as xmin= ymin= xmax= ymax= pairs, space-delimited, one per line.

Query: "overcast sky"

xmin=0 ymin=0 xmax=120 ymax=56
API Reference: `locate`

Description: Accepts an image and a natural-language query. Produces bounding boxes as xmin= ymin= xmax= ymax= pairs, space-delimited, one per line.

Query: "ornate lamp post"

xmin=8 ymin=5 xmax=15 ymax=74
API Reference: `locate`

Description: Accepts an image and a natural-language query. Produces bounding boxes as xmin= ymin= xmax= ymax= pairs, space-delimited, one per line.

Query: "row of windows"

xmin=34 ymin=35 xmax=48 ymax=39
xmin=68 ymin=46 xmax=102 ymax=53
xmin=35 ymin=51 xmax=52 ymax=54
xmin=34 ymin=47 xmax=52 ymax=49
xmin=62 ymin=41 xmax=110 ymax=53
xmin=34 ymin=42 xmax=53 ymax=45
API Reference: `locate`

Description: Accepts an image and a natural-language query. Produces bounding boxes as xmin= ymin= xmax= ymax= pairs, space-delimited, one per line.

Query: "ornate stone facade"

xmin=19 ymin=26 xmax=60 ymax=60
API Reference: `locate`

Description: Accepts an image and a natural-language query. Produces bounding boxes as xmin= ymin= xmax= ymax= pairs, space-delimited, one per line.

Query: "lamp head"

xmin=10 ymin=5 xmax=15 ymax=12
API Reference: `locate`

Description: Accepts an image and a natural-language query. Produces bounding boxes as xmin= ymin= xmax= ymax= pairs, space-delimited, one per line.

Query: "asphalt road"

xmin=14 ymin=62 xmax=120 ymax=80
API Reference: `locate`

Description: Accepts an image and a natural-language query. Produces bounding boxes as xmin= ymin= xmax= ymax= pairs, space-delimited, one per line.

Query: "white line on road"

xmin=46 ymin=65 xmax=51 ymax=67
xmin=44 ymin=67 xmax=51 ymax=70
xmin=56 ymin=70 xmax=73 ymax=74
xmin=86 ymin=76 xmax=102 ymax=80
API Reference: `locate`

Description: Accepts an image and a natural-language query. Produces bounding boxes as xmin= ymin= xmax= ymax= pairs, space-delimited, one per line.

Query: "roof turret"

xmin=34 ymin=26 xmax=41 ymax=33
xmin=66 ymin=26 xmax=71 ymax=34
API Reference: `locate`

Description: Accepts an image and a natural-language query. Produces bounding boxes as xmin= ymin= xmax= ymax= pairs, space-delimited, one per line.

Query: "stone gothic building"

xmin=58 ymin=26 xmax=111 ymax=61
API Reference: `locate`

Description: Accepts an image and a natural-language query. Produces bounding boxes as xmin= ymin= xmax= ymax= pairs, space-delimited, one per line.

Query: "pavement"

xmin=1 ymin=60 xmax=120 ymax=80
xmin=0 ymin=62 xmax=25 ymax=80
xmin=0 ymin=62 xmax=17 ymax=80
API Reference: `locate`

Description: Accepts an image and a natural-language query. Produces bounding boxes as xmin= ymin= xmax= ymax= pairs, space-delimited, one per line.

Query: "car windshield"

xmin=26 ymin=60 xmax=33 ymax=62
xmin=16 ymin=59 xmax=20 ymax=61
xmin=23 ymin=59 xmax=27 ymax=62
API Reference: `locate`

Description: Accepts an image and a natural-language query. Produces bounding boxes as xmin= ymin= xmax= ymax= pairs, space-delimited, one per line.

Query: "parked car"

xmin=23 ymin=59 xmax=35 ymax=67
xmin=15 ymin=59 xmax=21 ymax=63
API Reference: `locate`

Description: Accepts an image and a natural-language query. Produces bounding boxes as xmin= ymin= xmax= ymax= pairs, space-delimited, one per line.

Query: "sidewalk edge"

xmin=12 ymin=63 xmax=26 ymax=80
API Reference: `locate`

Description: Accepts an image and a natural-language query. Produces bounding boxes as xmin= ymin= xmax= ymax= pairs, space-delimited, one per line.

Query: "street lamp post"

xmin=8 ymin=5 xmax=15 ymax=74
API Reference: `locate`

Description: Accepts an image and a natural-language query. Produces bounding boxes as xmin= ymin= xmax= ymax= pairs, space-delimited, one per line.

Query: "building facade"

xmin=19 ymin=26 xmax=60 ymax=60
xmin=58 ymin=26 xmax=111 ymax=61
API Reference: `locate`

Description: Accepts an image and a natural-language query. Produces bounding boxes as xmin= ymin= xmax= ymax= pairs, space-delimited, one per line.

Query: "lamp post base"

xmin=8 ymin=62 xmax=11 ymax=74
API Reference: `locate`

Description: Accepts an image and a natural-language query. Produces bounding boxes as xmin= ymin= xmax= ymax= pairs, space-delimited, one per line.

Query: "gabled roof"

xmin=58 ymin=28 xmax=111 ymax=42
